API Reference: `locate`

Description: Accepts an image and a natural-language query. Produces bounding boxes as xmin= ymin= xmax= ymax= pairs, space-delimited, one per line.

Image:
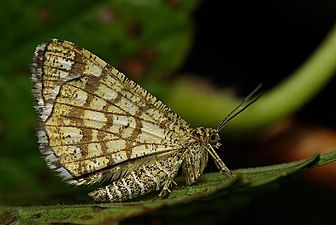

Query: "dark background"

xmin=183 ymin=0 xmax=336 ymax=127
xmin=174 ymin=1 xmax=336 ymax=225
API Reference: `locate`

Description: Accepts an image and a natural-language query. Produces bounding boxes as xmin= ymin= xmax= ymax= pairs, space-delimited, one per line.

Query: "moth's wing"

xmin=74 ymin=150 xmax=179 ymax=186
xmin=32 ymin=39 xmax=193 ymax=185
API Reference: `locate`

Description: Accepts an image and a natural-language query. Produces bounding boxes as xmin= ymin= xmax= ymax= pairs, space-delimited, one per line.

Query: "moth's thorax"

xmin=192 ymin=127 xmax=221 ymax=149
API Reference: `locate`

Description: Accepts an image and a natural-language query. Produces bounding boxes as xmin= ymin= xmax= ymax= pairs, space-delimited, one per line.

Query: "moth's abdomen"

xmin=89 ymin=153 xmax=179 ymax=202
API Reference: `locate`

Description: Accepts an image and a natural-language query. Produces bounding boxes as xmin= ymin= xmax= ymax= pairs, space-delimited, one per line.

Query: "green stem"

xmin=166 ymin=23 xmax=336 ymax=134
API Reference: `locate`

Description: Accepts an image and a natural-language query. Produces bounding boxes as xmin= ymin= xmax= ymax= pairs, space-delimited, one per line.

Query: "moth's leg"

xmin=207 ymin=144 xmax=230 ymax=174
xmin=88 ymin=152 xmax=182 ymax=202
xmin=182 ymin=147 xmax=209 ymax=186
xmin=181 ymin=152 xmax=195 ymax=185
xmin=157 ymin=153 xmax=184 ymax=198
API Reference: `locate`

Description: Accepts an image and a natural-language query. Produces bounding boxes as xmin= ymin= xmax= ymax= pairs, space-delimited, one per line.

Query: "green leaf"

xmin=1 ymin=151 xmax=334 ymax=225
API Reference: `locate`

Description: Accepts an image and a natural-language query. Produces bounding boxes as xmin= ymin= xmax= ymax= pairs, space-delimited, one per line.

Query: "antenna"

xmin=217 ymin=83 xmax=262 ymax=131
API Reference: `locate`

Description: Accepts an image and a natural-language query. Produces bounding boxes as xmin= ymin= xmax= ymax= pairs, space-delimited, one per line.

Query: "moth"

xmin=31 ymin=39 xmax=260 ymax=202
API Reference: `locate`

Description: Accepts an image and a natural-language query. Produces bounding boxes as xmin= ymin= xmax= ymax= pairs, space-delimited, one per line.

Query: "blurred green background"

xmin=1 ymin=0 xmax=336 ymax=224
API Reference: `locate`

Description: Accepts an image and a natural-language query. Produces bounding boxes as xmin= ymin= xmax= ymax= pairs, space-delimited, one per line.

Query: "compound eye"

xmin=209 ymin=133 xmax=219 ymax=145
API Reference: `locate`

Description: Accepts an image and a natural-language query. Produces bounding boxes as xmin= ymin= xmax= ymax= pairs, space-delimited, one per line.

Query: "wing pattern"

xmin=32 ymin=39 xmax=193 ymax=185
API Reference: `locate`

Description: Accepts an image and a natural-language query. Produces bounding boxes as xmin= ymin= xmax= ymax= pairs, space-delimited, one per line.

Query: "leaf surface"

xmin=1 ymin=151 xmax=334 ymax=225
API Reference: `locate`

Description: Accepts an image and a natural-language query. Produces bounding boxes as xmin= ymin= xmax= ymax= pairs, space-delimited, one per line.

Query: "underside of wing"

xmin=67 ymin=150 xmax=180 ymax=185
xmin=31 ymin=39 xmax=192 ymax=185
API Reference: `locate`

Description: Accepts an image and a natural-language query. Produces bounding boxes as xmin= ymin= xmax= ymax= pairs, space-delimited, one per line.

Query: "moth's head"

xmin=195 ymin=85 xmax=262 ymax=150
xmin=207 ymin=128 xmax=222 ymax=149
xmin=193 ymin=127 xmax=221 ymax=149
xmin=208 ymin=84 xmax=262 ymax=150
xmin=200 ymin=128 xmax=221 ymax=149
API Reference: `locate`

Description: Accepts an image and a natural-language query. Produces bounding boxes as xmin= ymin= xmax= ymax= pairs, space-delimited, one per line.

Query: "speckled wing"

xmin=31 ymin=39 xmax=192 ymax=185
